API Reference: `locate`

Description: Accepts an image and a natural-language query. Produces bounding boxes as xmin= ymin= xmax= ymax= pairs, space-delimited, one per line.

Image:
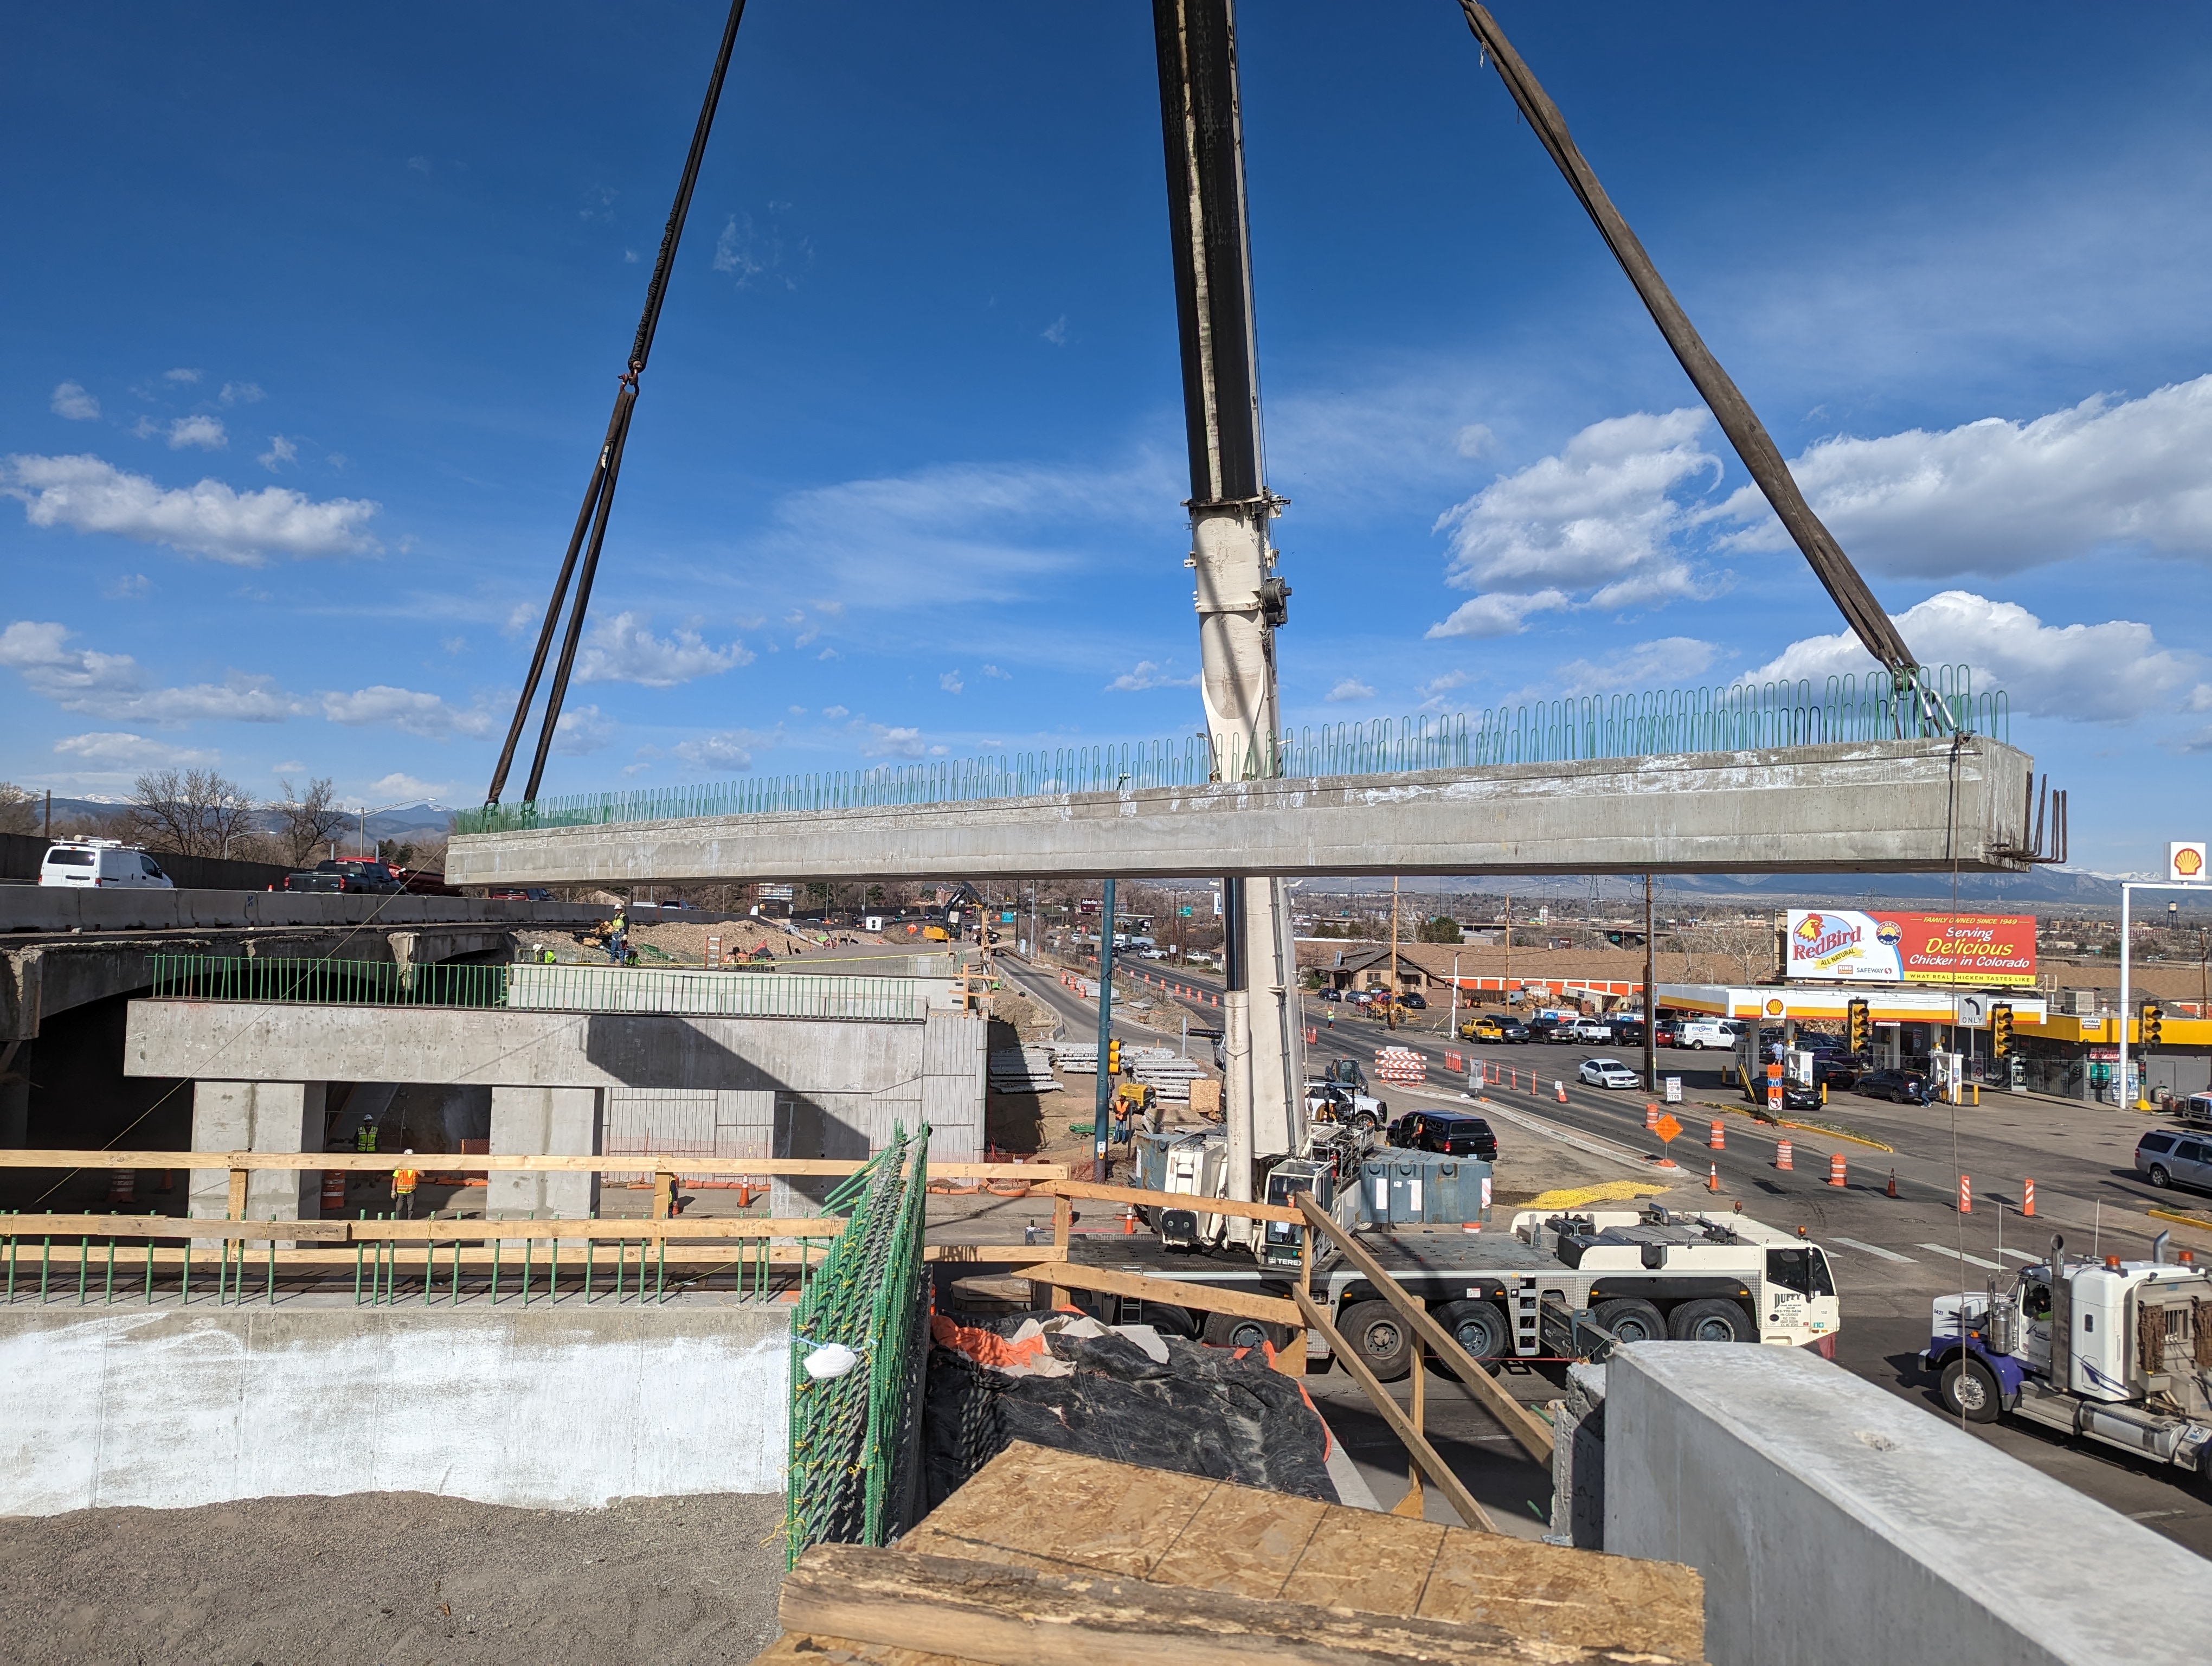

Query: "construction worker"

xmin=391 ymin=1150 xmax=420 ymax=1219
xmin=607 ymin=908 xmax=627 ymax=965
xmin=354 ymin=1118 xmax=378 ymax=1154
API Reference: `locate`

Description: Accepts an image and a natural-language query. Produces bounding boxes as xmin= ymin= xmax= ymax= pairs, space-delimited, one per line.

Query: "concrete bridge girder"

xmin=446 ymin=737 xmax=2036 ymax=889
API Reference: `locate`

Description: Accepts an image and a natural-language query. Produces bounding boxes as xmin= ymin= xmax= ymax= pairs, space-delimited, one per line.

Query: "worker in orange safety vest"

xmin=392 ymin=1150 xmax=420 ymax=1219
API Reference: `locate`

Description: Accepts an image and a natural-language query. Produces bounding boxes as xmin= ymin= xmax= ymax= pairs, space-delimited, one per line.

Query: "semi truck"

xmin=1065 ymin=1199 xmax=1843 ymax=1372
xmin=1921 ymin=1233 xmax=2212 ymax=1491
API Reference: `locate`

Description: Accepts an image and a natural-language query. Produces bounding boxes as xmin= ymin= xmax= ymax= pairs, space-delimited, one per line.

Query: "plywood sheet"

xmin=1281 ymin=1509 xmax=1447 ymax=1614
xmin=901 ymin=1442 xmax=1213 ymax=1579
xmin=1417 ymin=1532 xmax=1704 ymax=1659
xmin=1146 ymin=1482 xmax=1330 ymax=1597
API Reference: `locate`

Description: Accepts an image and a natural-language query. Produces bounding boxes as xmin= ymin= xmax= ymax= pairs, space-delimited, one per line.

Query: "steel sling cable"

xmin=486 ymin=0 xmax=751 ymax=809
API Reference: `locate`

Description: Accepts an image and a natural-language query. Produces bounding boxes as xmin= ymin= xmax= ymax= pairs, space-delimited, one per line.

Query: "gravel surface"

xmin=0 ymin=1490 xmax=786 ymax=1666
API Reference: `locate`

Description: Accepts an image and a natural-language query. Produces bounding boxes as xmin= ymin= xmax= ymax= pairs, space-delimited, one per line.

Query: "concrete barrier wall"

xmin=1603 ymin=1343 xmax=2212 ymax=1666
xmin=1 ymin=888 xmax=609 ymax=933
xmin=0 ymin=1303 xmax=789 ymax=1515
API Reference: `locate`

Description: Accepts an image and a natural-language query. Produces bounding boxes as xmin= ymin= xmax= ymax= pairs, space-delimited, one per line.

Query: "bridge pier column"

xmin=486 ymin=1086 xmax=604 ymax=1219
xmin=189 ymin=1081 xmax=325 ymax=1219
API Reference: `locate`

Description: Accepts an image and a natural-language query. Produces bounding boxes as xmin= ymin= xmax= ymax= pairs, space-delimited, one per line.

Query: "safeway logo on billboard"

xmin=1785 ymin=909 xmax=2036 ymax=986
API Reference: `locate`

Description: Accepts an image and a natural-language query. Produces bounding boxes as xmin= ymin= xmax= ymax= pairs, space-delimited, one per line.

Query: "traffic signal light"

xmin=1990 ymin=1004 xmax=2012 ymax=1057
xmin=1847 ymin=998 xmax=1869 ymax=1054
xmin=1107 ymin=1039 xmax=1123 ymax=1075
xmin=2142 ymin=1004 xmax=2163 ymax=1046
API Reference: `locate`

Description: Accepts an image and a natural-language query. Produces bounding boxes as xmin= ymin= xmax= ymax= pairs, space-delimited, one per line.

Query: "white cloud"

xmin=218 ymin=382 xmax=264 ymax=406
xmin=53 ymin=731 xmax=218 ymax=768
xmin=1325 ymin=677 xmax=1375 ymax=702
xmin=822 ymin=704 xmax=850 ymax=719
xmin=788 ymin=704 xmax=807 ymax=715
xmin=552 ymin=704 xmax=614 ymax=755
xmin=674 ymin=728 xmax=775 ymax=771
xmin=3 ymin=453 xmax=380 ymax=564
xmin=980 ymin=663 xmax=1007 ymax=679
xmin=1553 ymin=637 xmax=1719 ymax=696
xmin=1417 ymin=671 xmax=1469 ymax=704
xmin=1745 ymin=591 xmax=2202 ymax=724
xmin=1428 ymin=408 xmax=1721 ymax=637
xmin=0 ymin=619 xmax=301 ymax=723
xmin=1107 ymin=659 xmax=1200 ymax=692
xmin=163 ymin=415 xmax=227 ymax=451
xmin=939 ymin=669 xmax=964 ymax=694
xmin=101 ymin=574 xmax=150 ymax=599
xmin=50 ymin=382 xmax=100 ymax=421
xmin=319 ymin=684 xmax=494 ymax=739
xmin=858 ymin=724 xmax=926 ymax=759
xmin=363 ymin=772 xmax=446 ymax=804
xmin=1041 ymin=315 xmax=1068 ymax=347
xmin=574 ymin=611 xmax=752 ymax=686
xmin=407 ymin=155 xmax=430 ymax=174
xmin=162 ymin=368 xmax=202 ymax=385
xmin=1713 ymin=376 xmax=2212 ymax=578
xmin=1455 ymin=424 xmax=1495 ymax=460
xmin=258 ymin=435 xmax=298 ymax=471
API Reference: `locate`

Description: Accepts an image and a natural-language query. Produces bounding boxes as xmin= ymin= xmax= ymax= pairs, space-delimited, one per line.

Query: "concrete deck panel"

xmin=1604 ymin=1342 xmax=2212 ymax=1666
xmin=446 ymin=736 xmax=2037 ymax=887
xmin=0 ymin=888 xmax=613 ymax=934
xmin=0 ymin=1301 xmax=788 ymax=1514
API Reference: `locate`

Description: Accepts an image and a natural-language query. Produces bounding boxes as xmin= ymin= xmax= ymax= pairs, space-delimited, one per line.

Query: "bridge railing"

xmin=453 ymin=666 xmax=2005 ymax=835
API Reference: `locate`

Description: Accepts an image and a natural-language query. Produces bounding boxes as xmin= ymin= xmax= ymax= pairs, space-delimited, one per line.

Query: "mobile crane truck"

xmin=1922 ymin=1232 xmax=2212 ymax=1492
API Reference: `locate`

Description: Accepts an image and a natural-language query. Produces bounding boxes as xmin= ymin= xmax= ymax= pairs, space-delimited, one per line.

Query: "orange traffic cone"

xmin=1886 ymin=1170 xmax=1898 ymax=1199
xmin=1707 ymin=1163 xmax=1720 ymax=1193
xmin=1555 ymin=1080 xmax=1568 ymax=1103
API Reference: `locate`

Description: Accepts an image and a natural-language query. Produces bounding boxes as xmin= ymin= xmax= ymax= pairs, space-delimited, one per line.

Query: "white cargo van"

xmin=38 ymin=839 xmax=175 ymax=889
xmin=1677 ymin=1018 xmax=1741 ymax=1050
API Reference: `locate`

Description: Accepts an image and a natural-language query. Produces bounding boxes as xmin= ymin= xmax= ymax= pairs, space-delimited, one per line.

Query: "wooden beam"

xmin=1009 ymin=1261 xmax=1299 ymax=1327
xmin=779 ymin=1545 xmax=1687 ymax=1666
xmin=1293 ymin=1286 xmax=1497 ymax=1534
xmin=0 ymin=1150 xmax=1066 ymax=1179
xmin=1036 ymin=1176 xmax=1302 ymax=1226
xmin=0 ymin=1215 xmax=845 ymax=1243
xmin=1298 ymin=1196 xmax=1555 ymax=1465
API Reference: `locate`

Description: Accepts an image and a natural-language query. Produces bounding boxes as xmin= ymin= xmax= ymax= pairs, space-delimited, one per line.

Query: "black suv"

xmin=1855 ymin=1068 xmax=1929 ymax=1105
xmin=1386 ymin=1111 xmax=1498 ymax=1161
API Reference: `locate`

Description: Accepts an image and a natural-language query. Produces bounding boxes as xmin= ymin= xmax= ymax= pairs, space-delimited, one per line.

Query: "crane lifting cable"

xmin=485 ymin=0 xmax=750 ymax=809
xmin=1454 ymin=1 xmax=1949 ymax=732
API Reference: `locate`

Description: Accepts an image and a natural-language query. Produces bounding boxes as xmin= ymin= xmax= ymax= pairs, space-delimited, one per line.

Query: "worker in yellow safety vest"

xmin=392 ymin=1150 xmax=420 ymax=1218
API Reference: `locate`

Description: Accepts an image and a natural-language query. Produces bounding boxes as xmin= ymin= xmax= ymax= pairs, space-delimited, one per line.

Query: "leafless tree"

xmin=1689 ymin=915 xmax=1779 ymax=984
xmin=271 ymin=777 xmax=350 ymax=867
xmin=0 ymin=782 xmax=36 ymax=837
xmin=125 ymin=768 xmax=256 ymax=858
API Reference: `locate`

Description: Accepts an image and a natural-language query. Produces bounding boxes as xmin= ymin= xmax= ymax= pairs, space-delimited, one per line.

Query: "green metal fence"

xmin=454 ymin=665 xmax=2008 ymax=835
xmin=783 ymin=1122 xmax=931 ymax=1566
xmin=145 ymin=956 xmax=928 ymax=1022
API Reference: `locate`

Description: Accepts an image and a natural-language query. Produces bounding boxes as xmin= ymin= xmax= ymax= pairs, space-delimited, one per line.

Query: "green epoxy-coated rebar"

xmin=450 ymin=1238 xmax=461 ymax=1305
xmin=657 ymin=1238 xmax=666 ymax=1302
xmin=144 ymin=1240 xmax=155 ymax=1303
xmin=522 ymin=1237 xmax=532 ymax=1306
xmin=38 ymin=1235 xmax=51 ymax=1303
xmin=584 ymin=1236 xmax=594 ymax=1303
xmin=181 ymin=1240 xmax=191 ymax=1305
xmin=77 ymin=1238 xmax=89 ymax=1305
xmin=266 ymin=1238 xmax=275 ymax=1305
xmin=105 ymin=1236 xmax=115 ymax=1305
xmin=491 ymin=1238 xmax=501 ymax=1305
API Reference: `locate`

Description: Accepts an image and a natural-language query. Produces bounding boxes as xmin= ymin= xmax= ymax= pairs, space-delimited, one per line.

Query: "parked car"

xmin=1577 ymin=1056 xmax=1641 ymax=1089
xmin=1386 ymin=1111 xmax=1498 ymax=1161
xmin=1565 ymin=1019 xmax=1613 ymax=1045
xmin=38 ymin=839 xmax=174 ymax=889
xmin=1522 ymin=1016 xmax=1567 ymax=1044
xmin=1458 ymin=1014 xmax=1528 ymax=1043
xmin=1398 ymin=991 xmax=1427 ymax=1010
xmin=1810 ymin=1058 xmax=1860 ymax=1090
xmin=2136 ymin=1129 xmax=2212 ymax=1190
xmin=486 ymin=887 xmax=556 ymax=901
xmin=1317 ymin=987 xmax=1343 ymax=1002
xmin=1855 ymin=1068 xmax=1930 ymax=1105
xmin=1347 ymin=989 xmax=1377 ymax=1007
xmin=1677 ymin=1020 xmax=1740 ymax=1050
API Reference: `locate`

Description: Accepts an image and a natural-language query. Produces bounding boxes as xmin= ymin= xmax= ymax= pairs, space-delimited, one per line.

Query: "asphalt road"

xmin=994 ymin=954 xmax=2212 ymax=1553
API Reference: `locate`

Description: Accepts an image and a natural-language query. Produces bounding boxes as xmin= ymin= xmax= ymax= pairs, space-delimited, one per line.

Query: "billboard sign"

xmin=1785 ymin=909 xmax=2036 ymax=987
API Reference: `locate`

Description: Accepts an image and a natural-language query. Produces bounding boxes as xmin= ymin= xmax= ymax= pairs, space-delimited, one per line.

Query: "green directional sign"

xmin=1178 ymin=905 xmax=1194 ymax=917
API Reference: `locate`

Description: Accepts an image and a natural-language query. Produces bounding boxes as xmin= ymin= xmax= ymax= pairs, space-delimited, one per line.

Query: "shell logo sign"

xmin=2172 ymin=842 xmax=2208 ymax=885
xmin=1764 ymin=997 xmax=1786 ymax=1017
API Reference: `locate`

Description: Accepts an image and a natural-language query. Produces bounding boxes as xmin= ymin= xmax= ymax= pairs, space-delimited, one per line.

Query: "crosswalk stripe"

xmin=1828 ymin=1236 xmax=1914 ymax=1263
xmin=1996 ymin=1247 xmax=2040 ymax=1262
xmin=1918 ymin=1242 xmax=2005 ymax=1271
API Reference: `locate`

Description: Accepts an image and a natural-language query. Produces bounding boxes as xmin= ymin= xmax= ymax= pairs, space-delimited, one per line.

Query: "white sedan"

xmin=1578 ymin=1057 xmax=1640 ymax=1089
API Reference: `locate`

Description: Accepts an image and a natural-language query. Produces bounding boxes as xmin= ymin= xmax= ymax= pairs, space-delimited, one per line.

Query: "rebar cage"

xmin=782 ymin=1122 xmax=932 ymax=1566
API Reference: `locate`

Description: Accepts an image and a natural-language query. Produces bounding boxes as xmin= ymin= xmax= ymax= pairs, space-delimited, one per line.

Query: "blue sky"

xmin=4 ymin=2 xmax=2211 ymax=873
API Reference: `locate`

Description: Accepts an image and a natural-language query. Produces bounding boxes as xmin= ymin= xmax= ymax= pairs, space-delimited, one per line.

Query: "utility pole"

xmin=1094 ymin=876 xmax=1118 ymax=1179
xmin=1388 ymin=876 xmax=1401 ymax=1030
xmin=1643 ymin=873 xmax=1657 ymax=1092
xmin=1502 ymin=893 xmax=1512 ymax=1009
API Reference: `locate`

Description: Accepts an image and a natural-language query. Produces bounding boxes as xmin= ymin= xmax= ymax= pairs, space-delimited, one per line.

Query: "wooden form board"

xmin=1036 ymin=1177 xmax=1302 ymax=1226
xmin=790 ymin=1441 xmax=1703 ymax=1663
xmin=0 ymin=1214 xmax=843 ymax=1243
xmin=1008 ymin=1261 xmax=1300 ymax=1327
xmin=779 ymin=1543 xmax=1702 ymax=1666
xmin=0 ymin=1149 xmax=1066 ymax=1179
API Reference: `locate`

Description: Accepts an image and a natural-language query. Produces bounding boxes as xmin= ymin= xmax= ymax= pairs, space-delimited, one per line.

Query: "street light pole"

xmin=2118 ymin=877 xmax=2209 ymax=1108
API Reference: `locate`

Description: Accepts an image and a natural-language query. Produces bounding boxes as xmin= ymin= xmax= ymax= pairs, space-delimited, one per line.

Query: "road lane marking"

xmin=1918 ymin=1242 xmax=2005 ymax=1270
xmin=1828 ymin=1236 xmax=1914 ymax=1263
xmin=1996 ymin=1247 xmax=2040 ymax=1261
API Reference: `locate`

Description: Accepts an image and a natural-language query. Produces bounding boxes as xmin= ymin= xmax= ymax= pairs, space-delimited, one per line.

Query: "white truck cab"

xmin=38 ymin=839 xmax=175 ymax=889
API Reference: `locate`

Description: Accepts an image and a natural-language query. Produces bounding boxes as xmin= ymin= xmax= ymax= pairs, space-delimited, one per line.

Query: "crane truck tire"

xmin=1591 ymin=1298 xmax=1667 ymax=1344
xmin=1667 ymin=1297 xmax=1756 ymax=1343
xmin=1432 ymin=1299 xmax=1510 ymax=1370
xmin=1336 ymin=1300 xmax=1414 ymax=1381
xmin=1939 ymin=1356 xmax=2003 ymax=1423
xmin=1203 ymin=1310 xmax=1289 ymax=1353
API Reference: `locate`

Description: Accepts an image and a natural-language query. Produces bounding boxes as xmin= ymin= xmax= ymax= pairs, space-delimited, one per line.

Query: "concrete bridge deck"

xmin=448 ymin=736 xmax=2037 ymax=887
